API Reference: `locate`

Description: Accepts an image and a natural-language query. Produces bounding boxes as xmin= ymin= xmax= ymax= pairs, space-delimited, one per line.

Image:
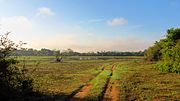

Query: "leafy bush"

xmin=0 ymin=33 xmax=33 ymax=101
xmin=155 ymin=40 xmax=180 ymax=73
xmin=145 ymin=28 xmax=180 ymax=73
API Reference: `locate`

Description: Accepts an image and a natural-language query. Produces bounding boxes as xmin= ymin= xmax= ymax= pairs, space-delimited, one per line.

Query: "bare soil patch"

xmin=70 ymin=84 xmax=92 ymax=101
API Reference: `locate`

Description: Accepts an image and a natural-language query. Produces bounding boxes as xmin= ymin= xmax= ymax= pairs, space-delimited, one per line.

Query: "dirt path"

xmin=103 ymin=64 xmax=120 ymax=101
xmin=69 ymin=65 xmax=106 ymax=101
xmin=69 ymin=84 xmax=92 ymax=101
xmin=69 ymin=63 xmax=120 ymax=101
xmin=103 ymin=79 xmax=120 ymax=101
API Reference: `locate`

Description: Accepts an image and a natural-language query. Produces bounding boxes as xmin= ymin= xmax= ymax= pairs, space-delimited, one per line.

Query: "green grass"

xmin=15 ymin=55 xmax=143 ymax=61
xmin=84 ymin=69 xmax=112 ymax=101
xmin=15 ymin=56 xmax=180 ymax=100
xmin=16 ymin=56 xmax=55 ymax=61
xmin=117 ymin=61 xmax=180 ymax=101
xmin=112 ymin=63 xmax=130 ymax=80
xmin=17 ymin=56 xmax=118 ymax=100
xmin=31 ymin=62 xmax=102 ymax=94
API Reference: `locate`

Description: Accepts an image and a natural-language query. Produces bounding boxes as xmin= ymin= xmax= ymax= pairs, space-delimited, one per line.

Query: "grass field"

xmin=16 ymin=56 xmax=180 ymax=101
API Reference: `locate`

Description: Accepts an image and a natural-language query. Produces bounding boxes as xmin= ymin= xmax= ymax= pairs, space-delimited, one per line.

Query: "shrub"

xmin=0 ymin=33 xmax=33 ymax=101
xmin=155 ymin=40 xmax=180 ymax=73
xmin=147 ymin=28 xmax=180 ymax=73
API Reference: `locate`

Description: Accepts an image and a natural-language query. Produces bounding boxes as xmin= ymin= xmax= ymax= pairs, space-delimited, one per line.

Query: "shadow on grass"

xmin=25 ymin=91 xmax=69 ymax=101
xmin=71 ymin=96 xmax=101 ymax=101
xmin=26 ymin=92 xmax=102 ymax=101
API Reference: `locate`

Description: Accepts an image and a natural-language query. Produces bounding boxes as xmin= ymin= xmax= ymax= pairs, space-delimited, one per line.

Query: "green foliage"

xmin=155 ymin=40 xmax=180 ymax=73
xmin=144 ymin=42 xmax=162 ymax=61
xmin=54 ymin=50 xmax=62 ymax=62
xmin=145 ymin=28 xmax=180 ymax=73
xmin=167 ymin=28 xmax=180 ymax=42
xmin=0 ymin=33 xmax=33 ymax=101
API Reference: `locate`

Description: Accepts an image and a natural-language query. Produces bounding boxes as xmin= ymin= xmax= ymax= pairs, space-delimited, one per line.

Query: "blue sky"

xmin=0 ymin=0 xmax=180 ymax=52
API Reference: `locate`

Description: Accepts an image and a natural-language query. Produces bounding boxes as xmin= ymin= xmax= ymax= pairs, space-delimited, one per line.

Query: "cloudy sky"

xmin=0 ymin=0 xmax=180 ymax=52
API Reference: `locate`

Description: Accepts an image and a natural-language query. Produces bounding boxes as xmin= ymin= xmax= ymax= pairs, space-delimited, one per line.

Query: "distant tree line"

xmin=12 ymin=48 xmax=54 ymax=56
xmin=12 ymin=48 xmax=144 ymax=56
xmin=144 ymin=28 xmax=180 ymax=73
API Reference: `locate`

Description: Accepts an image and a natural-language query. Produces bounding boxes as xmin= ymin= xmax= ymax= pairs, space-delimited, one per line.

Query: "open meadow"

xmin=16 ymin=56 xmax=180 ymax=101
xmin=1 ymin=1 xmax=180 ymax=101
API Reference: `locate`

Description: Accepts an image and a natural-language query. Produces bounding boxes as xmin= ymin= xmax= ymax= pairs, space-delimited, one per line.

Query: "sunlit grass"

xmin=118 ymin=61 xmax=180 ymax=100
xmin=84 ymin=69 xmax=112 ymax=101
xmin=15 ymin=56 xmax=180 ymax=100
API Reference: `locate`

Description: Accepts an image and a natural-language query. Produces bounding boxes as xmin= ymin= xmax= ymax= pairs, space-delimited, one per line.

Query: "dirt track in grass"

xmin=69 ymin=84 xmax=92 ymax=101
xmin=103 ymin=64 xmax=120 ymax=101
xmin=69 ymin=64 xmax=120 ymax=101
xmin=69 ymin=64 xmax=121 ymax=101
xmin=69 ymin=65 xmax=107 ymax=101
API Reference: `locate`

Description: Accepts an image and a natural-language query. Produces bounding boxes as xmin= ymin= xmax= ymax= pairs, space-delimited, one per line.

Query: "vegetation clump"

xmin=54 ymin=50 xmax=63 ymax=62
xmin=145 ymin=28 xmax=180 ymax=73
xmin=0 ymin=33 xmax=33 ymax=101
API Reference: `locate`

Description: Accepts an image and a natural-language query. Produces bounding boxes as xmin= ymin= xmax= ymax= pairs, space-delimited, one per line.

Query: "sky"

xmin=0 ymin=0 xmax=180 ymax=52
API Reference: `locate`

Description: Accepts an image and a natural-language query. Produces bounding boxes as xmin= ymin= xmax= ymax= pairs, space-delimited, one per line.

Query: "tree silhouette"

xmin=0 ymin=32 xmax=33 ymax=101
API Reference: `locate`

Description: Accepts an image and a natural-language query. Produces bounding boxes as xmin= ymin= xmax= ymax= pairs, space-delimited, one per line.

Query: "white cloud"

xmin=0 ymin=16 xmax=32 ymax=31
xmin=107 ymin=17 xmax=128 ymax=26
xmin=38 ymin=7 xmax=54 ymax=16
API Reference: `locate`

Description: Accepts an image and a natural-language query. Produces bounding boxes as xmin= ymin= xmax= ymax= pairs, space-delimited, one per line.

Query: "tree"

xmin=54 ymin=50 xmax=62 ymax=62
xmin=145 ymin=28 xmax=180 ymax=73
xmin=166 ymin=28 xmax=180 ymax=42
xmin=144 ymin=40 xmax=163 ymax=61
xmin=156 ymin=28 xmax=180 ymax=73
xmin=0 ymin=32 xmax=33 ymax=100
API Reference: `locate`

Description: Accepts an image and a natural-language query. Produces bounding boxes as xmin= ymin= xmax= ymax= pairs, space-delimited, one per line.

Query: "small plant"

xmin=54 ymin=50 xmax=62 ymax=62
